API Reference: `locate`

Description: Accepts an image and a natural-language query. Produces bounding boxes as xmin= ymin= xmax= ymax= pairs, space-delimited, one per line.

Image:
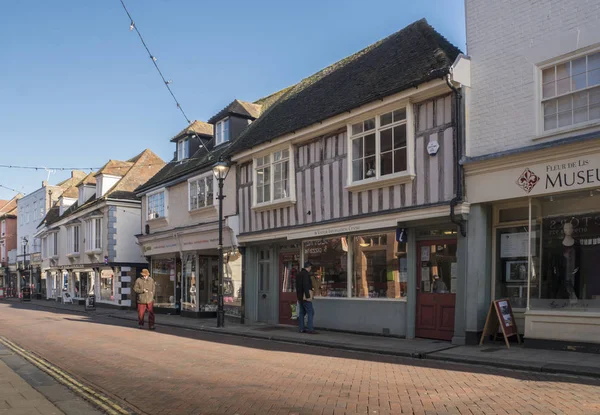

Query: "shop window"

xmin=182 ymin=254 xmax=197 ymax=312
xmin=352 ymin=232 xmax=407 ymax=299
xmin=533 ymin=191 xmax=600 ymax=311
xmin=224 ymin=252 xmax=243 ymax=317
xmin=303 ymin=237 xmax=348 ymax=297
xmin=189 ymin=175 xmax=214 ymax=211
xmin=74 ymin=272 xmax=89 ymax=298
xmin=99 ymin=270 xmax=114 ymax=301
xmin=152 ymin=258 xmax=176 ymax=308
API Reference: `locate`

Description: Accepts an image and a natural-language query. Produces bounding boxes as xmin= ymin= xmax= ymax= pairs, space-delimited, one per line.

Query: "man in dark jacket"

xmin=296 ymin=261 xmax=315 ymax=333
xmin=133 ymin=269 xmax=156 ymax=330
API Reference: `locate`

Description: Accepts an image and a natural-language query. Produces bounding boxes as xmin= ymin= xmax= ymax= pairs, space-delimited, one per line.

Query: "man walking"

xmin=296 ymin=261 xmax=316 ymax=334
xmin=133 ymin=269 xmax=156 ymax=330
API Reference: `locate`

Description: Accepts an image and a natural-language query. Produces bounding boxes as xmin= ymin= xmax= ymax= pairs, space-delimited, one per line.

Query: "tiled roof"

xmin=95 ymin=160 xmax=134 ymax=176
xmin=78 ymin=173 xmax=97 ymax=186
xmin=55 ymin=171 xmax=87 ymax=188
xmin=208 ymin=99 xmax=263 ymax=124
xmin=170 ymin=120 xmax=214 ymax=143
xmin=226 ymin=19 xmax=461 ymax=154
xmin=42 ymin=149 xmax=165 ymax=227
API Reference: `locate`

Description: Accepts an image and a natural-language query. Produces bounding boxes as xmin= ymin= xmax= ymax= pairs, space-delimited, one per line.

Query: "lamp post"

xmin=212 ymin=159 xmax=230 ymax=328
xmin=22 ymin=237 xmax=30 ymax=300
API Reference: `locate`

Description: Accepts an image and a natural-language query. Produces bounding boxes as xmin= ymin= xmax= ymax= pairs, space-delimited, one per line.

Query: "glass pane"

xmin=572 ymin=73 xmax=586 ymax=91
xmin=542 ymin=67 xmax=556 ymax=99
xmin=572 ymin=57 xmax=586 ymax=76
xmin=352 ymin=122 xmax=363 ymax=135
xmin=364 ymin=134 xmax=376 ymax=156
xmin=544 ymin=115 xmax=557 ymax=131
xmin=380 ymin=128 xmax=392 ymax=152
xmin=263 ymin=185 xmax=270 ymax=203
xmin=556 ymin=62 xmax=571 ymax=95
xmin=393 ymin=124 xmax=407 ymax=149
xmin=589 ymin=53 xmax=600 ymax=86
xmin=257 ymin=169 xmax=264 ymax=186
xmin=364 ymin=156 xmax=376 ymax=179
xmin=273 ymin=151 xmax=282 ymax=161
xmin=257 ymin=186 xmax=264 ymax=203
xmin=380 ymin=112 xmax=393 ymax=126
xmin=352 ymin=138 xmax=362 ymax=160
xmin=380 ymin=152 xmax=393 ymax=176
xmin=557 ymin=95 xmax=572 ymax=112
xmin=543 ymin=100 xmax=557 ymax=116
xmin=263 ymin=167 xmax=270 ymax=183
xmin=363 ymin=118 xmax=375 ymax=131
xmin=590 ymin=87 xmax=600 ymax=105
xmin=393 ymin=109 xmax=406 ymax=122
xmin=274 ymin=162 xmax=282 ymax=176
xmin=573 ymin=91 xmax=588 ymax=124
xmin=394 ymin=148 xmax=407 ymax=173
xmin=558 ymin=110 xmax=572 ymax=128
xmin=274 ymin=182 xmax=282 ymax=200
xmin=282 ymin=149 xmax=289 ymax=159
xmin=282 ymin=161 xmax=289 ymax=180
xmin=590 ymin=104 xmax=600 ymax=121
xmin=353 ymin=159 xmax=363 ymax=181
xmin=303 ymin=238 xmax=348 ymax=298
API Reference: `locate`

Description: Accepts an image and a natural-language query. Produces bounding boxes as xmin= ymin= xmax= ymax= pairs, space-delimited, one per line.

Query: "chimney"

xmin=42 ymin=180 xmax=48 ymax=187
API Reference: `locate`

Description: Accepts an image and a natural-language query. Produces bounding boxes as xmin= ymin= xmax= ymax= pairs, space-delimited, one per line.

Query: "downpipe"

xmin=445 ymin=75 xmax=467 ymax=238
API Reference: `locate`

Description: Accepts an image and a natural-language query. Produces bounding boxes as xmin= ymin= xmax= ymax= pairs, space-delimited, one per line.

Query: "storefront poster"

xmin=420 ymin=246 xmax=430 ymax=262
xmin=500 ymin=232 xmax=536 ymax=258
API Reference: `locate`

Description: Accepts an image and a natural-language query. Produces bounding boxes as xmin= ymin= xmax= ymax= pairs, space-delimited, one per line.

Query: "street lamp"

xmin=212 ymin=159 xmax=230 ymax=328
xmin=22 ymin=237 xmax=30 ymax=300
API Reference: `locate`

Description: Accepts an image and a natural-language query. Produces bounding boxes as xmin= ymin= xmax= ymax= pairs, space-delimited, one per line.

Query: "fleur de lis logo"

xmin=516 ymin=168 xmax=540 ymax=194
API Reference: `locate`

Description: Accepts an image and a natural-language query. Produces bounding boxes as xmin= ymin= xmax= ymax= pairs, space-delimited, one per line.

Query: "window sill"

xmin=147 ymin=216 xmax=168 ymax=225
xmin=252 ymin=198 xmax=296 ymax=212
xmin=50 ymin=255 xmax=59 ymax=261
xmin=534 ymin=120 xmax=600 ymax=141
xmin=346 ymin=172 xmax=415 ymax=193
xmin=66 ymin=253 xmax=80 ymax=258
xmin=85 ymin=249 xmax=102 ymax=256
xmin=314 ymin=296 xmax=407 ymax=302
xmin=189 ymin=205 xmax=216 ymax=215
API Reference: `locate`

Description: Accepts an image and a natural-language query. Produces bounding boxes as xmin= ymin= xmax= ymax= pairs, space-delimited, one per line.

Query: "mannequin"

xmin=190 ymin=273 xmax=197 ymax=306
xmin=562 ymin=222 xmax=578 ymax=300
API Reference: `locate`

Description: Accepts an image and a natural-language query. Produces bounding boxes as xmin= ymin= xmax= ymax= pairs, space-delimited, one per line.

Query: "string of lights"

xmin=0 ymin=184 xmax=22 ymax=194
xmin=0 ymin=163 xmax=169 ymax=171
xmin=118 ymin=0 xmax=213 ymax=158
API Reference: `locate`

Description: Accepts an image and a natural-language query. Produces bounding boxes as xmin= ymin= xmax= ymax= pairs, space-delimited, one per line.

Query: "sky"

xmin=0 ymin=0 xmax=466 ymax=201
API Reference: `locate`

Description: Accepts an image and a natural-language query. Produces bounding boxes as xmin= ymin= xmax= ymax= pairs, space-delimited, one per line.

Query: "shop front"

xmin=466 ymin=141 xmax=600 ymax=350
xmin=243 ymin=208 xmax=465 ymax=340
xmin=139 ymin=220 xmax=242 ymax=318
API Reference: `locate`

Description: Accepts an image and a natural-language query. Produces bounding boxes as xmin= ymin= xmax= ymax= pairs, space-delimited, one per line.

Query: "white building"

xmin=16 ymin=172 xmax=86 ymax=296
xmin=37 ymin=150 xmax=165 ymax=307
xmin=464 ymin=0 xmax=600 ymax=350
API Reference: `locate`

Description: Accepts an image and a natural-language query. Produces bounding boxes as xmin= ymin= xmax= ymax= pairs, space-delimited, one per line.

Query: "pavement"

xmin=4 ymin=298 xmax=600 ymax=380
xmin=0 ymin=343 xmax=103 ymax=415
xmin=1 ymin=302 xmax=600 ymax=414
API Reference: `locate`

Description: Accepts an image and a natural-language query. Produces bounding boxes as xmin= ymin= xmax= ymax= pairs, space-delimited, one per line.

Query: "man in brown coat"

xmin=133 ymin=269 xmax=156 ymax=330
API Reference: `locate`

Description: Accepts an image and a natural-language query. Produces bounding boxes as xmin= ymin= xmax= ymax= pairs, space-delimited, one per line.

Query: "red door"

xmin=415 ymin=240 xmax=457 ymax=341
xmin=278 ymin=251 xmax=300 ymax=325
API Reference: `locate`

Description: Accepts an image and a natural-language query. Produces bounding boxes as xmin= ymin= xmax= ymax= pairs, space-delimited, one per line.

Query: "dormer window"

xmin=177 ymin=138 xmax=190 ymax=161
xmin=215 ymin=118 xmax=230 ymax=145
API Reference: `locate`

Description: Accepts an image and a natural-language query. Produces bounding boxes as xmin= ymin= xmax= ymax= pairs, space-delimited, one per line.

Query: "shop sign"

xmin=30 ymin=253 xmax=42 ymax=264
xmin=467 ymin=153 xmax=600 ymax=203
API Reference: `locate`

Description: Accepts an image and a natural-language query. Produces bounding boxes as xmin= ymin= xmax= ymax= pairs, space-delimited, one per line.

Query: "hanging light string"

xmin=0 ymin=163 xmax=166 ymax=171
xmin=0 ymin=184 xmax=22 ymax=194
xmin=118 ymin=0 xmax=213 ymax=159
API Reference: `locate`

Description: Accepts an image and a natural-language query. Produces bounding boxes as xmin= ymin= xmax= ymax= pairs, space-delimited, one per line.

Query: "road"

xmin=0 ymin=302 xmax=599 ymax=415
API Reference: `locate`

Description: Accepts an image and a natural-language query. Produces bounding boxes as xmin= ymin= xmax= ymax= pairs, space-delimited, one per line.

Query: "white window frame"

xmin=215 ymin=118 xmax=230 ymax=146
xmin=538 ymin=47 xmax=600 ymax=136
xmin=346 ymin=103 xmax=415 ymax=192
xmin=188 ymin=173 xmax=215 ymax=211
xmin=50 ymin=232 xmax=58 ymax=258
xmin=1 ymin=220 xmax=5 ymax=236
xmin=177 ymin=138 xmax=189 ymax=161
xmin=67 ymin=225 xmax=80 ymax=255
xmin=251 ymin=144 xmax=296 ymax=211
xmin=146 ymin=188 xmax=168 ymax=220
xmin=84 ymin=217 xmax=102 ymax=253
xmin=0 ymin=243 xmax=5 ymax=263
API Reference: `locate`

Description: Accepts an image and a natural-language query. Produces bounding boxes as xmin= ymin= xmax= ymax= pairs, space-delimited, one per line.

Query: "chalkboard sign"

xmin=480 ymin=298 xmax=520 ymax=348
xmin=22 ymin=287 xmax=31 ymax=302
xmin=85 ymin=295 xmax=96 ymax=311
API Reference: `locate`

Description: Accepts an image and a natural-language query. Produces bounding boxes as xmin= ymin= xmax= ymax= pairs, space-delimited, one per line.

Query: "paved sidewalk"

xmin=0 ymin=344 xmax=102 ymax=415
xmin=6 ymin=298 xmax=600 ymax=380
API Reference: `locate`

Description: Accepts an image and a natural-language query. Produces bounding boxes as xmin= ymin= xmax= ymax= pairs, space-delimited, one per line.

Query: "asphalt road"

xmin=1 ymin=302 xmax=599 ymax=415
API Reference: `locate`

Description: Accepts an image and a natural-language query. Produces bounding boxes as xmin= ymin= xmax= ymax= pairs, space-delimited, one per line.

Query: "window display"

xmin=99 ymin=269 xmax=114 ymax=301
xmin=419 ymin=243 xmax=457 ymax=295
xmin=182 ymin=254 xmax=197 ymax=312
xmin=224 ymin=253 xmax=243 ymax=317
xmin=303 ymin=238 xmax=348 ymax=297
xmin=152 ymin=258 xmax=176 ymax=308
xmin=352 ymin=232 xmax=406 ymax=299
xmin=533 ymin=192 xmax=600 ymax=311
xmin=74 ymin=272 xmax=89 ymax=298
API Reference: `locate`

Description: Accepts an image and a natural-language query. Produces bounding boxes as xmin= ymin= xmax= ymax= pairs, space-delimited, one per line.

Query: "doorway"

xmin=257 ymin=249 xmax=271 ymax=323
xmin=278 ymin=251 xmax=300 ymax=325
xmin=415 ymin=240 xmax=457 ymax=341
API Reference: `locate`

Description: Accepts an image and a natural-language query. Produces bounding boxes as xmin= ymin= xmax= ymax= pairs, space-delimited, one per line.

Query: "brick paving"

xmin=1 ymin=303 xmax=600 ymax=415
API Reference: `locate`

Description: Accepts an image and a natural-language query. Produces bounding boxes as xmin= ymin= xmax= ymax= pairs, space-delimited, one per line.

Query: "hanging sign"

xmin=479 ymin=298 xmax=520 ymax=348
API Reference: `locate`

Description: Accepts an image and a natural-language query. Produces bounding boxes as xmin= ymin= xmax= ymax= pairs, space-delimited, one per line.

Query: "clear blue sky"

xmin=0 ymin=0 xmax=465 ymax=200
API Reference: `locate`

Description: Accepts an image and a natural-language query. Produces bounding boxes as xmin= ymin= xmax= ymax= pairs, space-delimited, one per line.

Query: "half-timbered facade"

xmin=229 ymin=19 xmax=471 ymax=342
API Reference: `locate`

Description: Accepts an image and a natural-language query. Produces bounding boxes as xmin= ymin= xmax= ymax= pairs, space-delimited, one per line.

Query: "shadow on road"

xmin=3 ymin=300 xmax=600 ymax=389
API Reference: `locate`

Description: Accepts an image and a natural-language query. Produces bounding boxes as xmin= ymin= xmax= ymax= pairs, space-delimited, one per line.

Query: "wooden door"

xmin=415 ymin=240 xmax=457 ymax=341
xmin=278 ymin=251 xmax=300 ymax=325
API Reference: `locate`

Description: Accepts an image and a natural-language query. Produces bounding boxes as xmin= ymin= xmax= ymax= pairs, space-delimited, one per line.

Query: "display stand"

xmin=479 ymin=298 xmax=521 ymax=348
